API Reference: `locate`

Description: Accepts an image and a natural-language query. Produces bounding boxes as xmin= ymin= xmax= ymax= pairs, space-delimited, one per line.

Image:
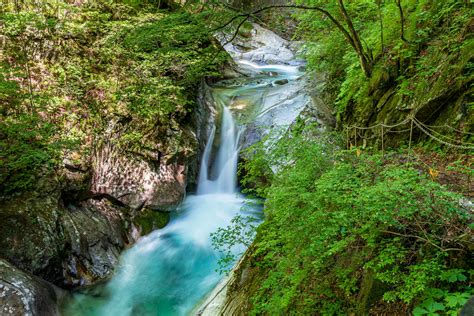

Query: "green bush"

xmin=0 ymin=1 xmax=228 ymax=195
xmin=236 ymin=127 xmax=472 ymax=314
xmin=295 ymin=0 xmax=472 ymax=137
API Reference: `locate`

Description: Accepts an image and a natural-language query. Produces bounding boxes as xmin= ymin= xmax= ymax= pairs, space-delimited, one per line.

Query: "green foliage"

xmin=295 ymin=0 xmax=472 ymax=140
xmin=211 ymin=214 xmax=260 ymax=275
xmin=0 ymin=0 xmax=228 ymax=195
xmin=236 ymin=126 xmax=472 ymax=314
xmin=134 ymin=208 xmax=170 ymax=235
xmin=0 ymin=115 xmax=64 ymax=194
xmin=414 ymin=279 xmax=474 ymax=316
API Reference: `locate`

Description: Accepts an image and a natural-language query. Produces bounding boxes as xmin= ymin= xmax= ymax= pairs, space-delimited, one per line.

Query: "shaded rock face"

xmin=187 ymin=80 xmax=219 ymax=191
xmin=0 ymin=190 xmax=135 ymax=289
xmin=0 ymin=259 xmax=63 ymax=316
xmin=0 ymin=188 xmax=66 ymax=285
xmin=61 ymin=198 xmax=133 ymax=287
xmin=92 ymin=142 xmax=187 ymax=210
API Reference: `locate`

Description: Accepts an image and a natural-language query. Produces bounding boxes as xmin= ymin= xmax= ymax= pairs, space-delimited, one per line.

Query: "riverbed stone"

xmin=273 ymin=78 xmax=289 ymax=85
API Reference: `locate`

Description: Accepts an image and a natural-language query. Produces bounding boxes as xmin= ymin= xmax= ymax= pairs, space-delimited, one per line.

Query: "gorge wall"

xmin=0 ymin=86 xmax=217 ymax=312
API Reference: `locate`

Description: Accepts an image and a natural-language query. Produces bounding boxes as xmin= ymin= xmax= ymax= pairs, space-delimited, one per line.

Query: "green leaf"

xmin=421 ymin=298 xmax=445 ymax=312
xmin=413 ymin=306 xmax=429 ymax=316
xmin=445 ymin=292 xmax=470 ymax=308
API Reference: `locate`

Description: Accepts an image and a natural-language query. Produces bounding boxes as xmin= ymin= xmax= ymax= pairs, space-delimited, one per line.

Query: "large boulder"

xmin=220 ymin=23 xmax=295 ymax=65
xmin=91 ymin=141 xmax=187 ymax=210
xmin=0 ymin=189 xmax=136 ymax=288
xmin=0 ymin=189 xmax=66 ymax=284
xmin=61 ymin=198 xmax=135 ymax=287
xmin=0 ymin=259 xmax=63 ymax=316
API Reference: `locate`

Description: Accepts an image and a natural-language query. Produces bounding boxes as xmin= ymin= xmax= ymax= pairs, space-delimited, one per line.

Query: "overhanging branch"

xmin=214 ymin=4 xmax=373 ymax=77
xmin=213 ymin=4 xmax=355 ymax=51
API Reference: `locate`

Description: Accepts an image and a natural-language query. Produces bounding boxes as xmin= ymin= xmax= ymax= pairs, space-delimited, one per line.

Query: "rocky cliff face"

xmin=0 ymin=79 xmax=216 ymax=313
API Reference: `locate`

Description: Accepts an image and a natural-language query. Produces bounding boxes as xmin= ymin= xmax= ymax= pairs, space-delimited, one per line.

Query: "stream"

xmin=63 ymin=25 xmax=307 ymax=316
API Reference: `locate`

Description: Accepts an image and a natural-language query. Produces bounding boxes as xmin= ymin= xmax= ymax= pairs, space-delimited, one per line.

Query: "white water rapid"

xmin=198 ymin=106 xmax=241 ymax=195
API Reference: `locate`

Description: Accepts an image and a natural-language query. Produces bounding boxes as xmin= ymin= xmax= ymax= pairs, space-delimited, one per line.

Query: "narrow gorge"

xmin=1 ymin=1 xmax=472 ymax=315
xmin=62 ymin=23 xmax=316 ymax=316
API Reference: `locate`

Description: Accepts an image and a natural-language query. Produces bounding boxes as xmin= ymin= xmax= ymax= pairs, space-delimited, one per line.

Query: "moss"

xmin=0 ymin=189 xmax=66 ymax=277
xmin=356 ymin=269 xmax=391 ymax=315
xmin=134 ymin=208 xmax=170 ymax=235
xmin=238 ymin=21 xmax=254 ymax=39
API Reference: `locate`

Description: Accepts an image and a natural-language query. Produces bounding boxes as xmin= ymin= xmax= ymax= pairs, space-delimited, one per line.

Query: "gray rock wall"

xmin=0 ymin=80 xmax=217 ymax=312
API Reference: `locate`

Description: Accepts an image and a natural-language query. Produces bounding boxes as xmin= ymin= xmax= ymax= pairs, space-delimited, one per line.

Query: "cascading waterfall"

xmin=63 ymin=35 xmax=305 ymax=315
xmin=198 ymin=106 xmax=241 ymax=195
xmin=63 ymin=97 xmax=258 ymax=316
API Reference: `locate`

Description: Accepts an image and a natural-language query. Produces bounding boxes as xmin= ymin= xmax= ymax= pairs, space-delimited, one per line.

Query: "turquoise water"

xmin=63 ymin=194 xmax=260 ymax=316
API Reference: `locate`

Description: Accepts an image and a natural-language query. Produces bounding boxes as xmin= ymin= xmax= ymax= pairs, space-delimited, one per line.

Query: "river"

xmin=63 ymin=24 xmax=307 ymax=316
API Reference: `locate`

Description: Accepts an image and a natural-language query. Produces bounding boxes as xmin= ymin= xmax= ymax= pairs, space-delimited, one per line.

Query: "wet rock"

xmin=238 ymin=77 xmax=314 ymax=151
xmin=61 ymin=198 xmax=133 ymax=287
xmin=218 ymin=23 xmax=294 ymax=65
xmin=461 ymin=296 xmax=474 ymax=316
xmin=273 ymin=78 xmax=289 ymax=85
xmin=133 ymin=208 xmax=170 ymax=236
xmin=0 ymin=259 xmax=64 ymax=316
xmin=0 ymin=188 xmax=135 ymax=289
xmin=187 ymin=80 xmax=219 ymax=192
xmin=264 ymin=71 xmax=279 ymax=77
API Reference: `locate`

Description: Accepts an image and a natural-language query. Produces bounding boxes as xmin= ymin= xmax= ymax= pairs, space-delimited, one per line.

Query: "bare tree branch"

xmin=382 ymin=230 xmax=464 ymax=252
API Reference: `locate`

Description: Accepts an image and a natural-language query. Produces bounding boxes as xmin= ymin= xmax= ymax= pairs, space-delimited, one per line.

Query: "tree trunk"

xmin=337 ymin=0 xmax=372 ymax=76
xmin=396 ymin=0 xmax=408 ymax=42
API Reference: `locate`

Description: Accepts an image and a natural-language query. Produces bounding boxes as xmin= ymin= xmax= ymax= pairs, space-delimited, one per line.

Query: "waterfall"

xmin=198 ymin=106 xmax=241 ymax=195
xmin=64 ymin=99 xmax=256 ymax=316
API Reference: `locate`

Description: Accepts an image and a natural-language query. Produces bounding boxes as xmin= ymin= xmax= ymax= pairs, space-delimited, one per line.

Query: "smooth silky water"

xmin=62 ymin=61 xmax=303 ymax=316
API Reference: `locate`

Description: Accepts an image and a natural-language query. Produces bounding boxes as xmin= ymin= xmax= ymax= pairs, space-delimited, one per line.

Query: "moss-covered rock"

xmin=0 ymin=187 xmax=66 ymax=282
xmin=134 ymin=208 xmax=170 ymax=236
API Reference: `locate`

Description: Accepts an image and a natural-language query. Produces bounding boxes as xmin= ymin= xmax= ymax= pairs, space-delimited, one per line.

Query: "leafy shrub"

xmin=235 ymin=127 xmax=472 ymax=314
xmin=0 ymin=1 xmax=228 ymax=195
